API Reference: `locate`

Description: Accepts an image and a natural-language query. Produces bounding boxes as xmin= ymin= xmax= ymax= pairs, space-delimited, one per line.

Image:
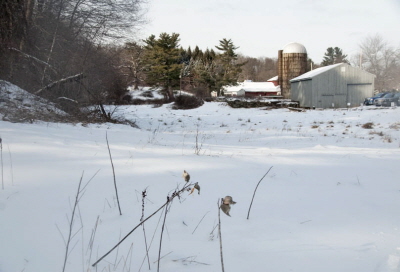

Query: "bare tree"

xmin=121 ymin=42 xmax=146 ymax=90
xmin=237 ymin=55 xmax=277 ymax=82
xmin=0 ymin=0 xmax=147 ymax=122
xmin=358 ymin=34 xmax=400 ymax=91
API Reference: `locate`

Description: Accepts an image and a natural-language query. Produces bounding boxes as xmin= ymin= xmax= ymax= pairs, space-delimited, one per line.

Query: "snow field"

xmin=1 ymin=102 xmax=400 ymax=271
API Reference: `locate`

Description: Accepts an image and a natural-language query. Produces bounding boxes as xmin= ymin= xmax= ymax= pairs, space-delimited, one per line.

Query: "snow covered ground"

xmin=0 ymin=80 xmax=67 ymax=123
xmin=1 ymin=94 xmax=400 ymax=271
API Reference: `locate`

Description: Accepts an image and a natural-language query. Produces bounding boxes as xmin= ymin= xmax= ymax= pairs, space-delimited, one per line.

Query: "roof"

xmin=223 ymin=81 xmax=280 ymax=93
xmin=283 ymin=42 xmax=307 ymax=54
xmin=267 ymin=76 xmax=278 ymax=81
xmin=290 ymin=63 xmax=343 ymax=82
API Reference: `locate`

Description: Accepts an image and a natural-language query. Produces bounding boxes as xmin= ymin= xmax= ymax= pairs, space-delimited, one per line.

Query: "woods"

xmin=1 ymin=1 xmax=399 ymax=120
xmin=0 ymin=0 xmax=145 ymax=121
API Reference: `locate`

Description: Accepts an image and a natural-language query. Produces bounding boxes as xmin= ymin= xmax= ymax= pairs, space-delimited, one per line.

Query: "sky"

xmin=139 ymin=0 xmax=400 ymax=64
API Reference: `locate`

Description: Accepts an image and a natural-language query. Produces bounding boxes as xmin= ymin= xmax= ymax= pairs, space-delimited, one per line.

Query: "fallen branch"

xmin=9 ymin=47 xmax=54 ymax=69
xmin=192 ymin=211 xmax=209 ymax=234
xmin=92 ymin=182 xmax=192 ymax=267
xmin=35 ymin=73 xmax=85 ymax=95
xmin=57 ymin=97 xmax=79 ymax=104
xmin=288 ymin=107 xmax=305 ymax=112
xmin=153 ymin=251 xmax=173 ymax=264
xmin=247 ymin=166 xmax=273 ymax=220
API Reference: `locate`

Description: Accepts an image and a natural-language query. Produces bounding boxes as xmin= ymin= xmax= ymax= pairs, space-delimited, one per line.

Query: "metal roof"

xmin=290 ymin=63 xmax=343 ymax=82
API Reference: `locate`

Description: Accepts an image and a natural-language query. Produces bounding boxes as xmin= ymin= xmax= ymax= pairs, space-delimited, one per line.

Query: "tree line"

xmin=121 ymin=33 xmax=279 ymax=101
xmin=1 ymin=0 xmax=399 ymax=121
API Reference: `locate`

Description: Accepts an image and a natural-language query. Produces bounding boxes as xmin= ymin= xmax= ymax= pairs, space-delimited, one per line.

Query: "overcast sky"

xmin=139 ymin=0 xmax=400 ymax=64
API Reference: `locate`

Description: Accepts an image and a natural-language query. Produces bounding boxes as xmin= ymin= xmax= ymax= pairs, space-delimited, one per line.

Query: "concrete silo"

xmin=278 ymin=42 xmax=308 ymax=99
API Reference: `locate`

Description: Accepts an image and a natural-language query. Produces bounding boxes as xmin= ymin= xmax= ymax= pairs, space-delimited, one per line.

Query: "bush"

xmin=362 ymin=122 xmax=374 ymax=129
xmin=172 ymin=95 xmax=204 ymax=110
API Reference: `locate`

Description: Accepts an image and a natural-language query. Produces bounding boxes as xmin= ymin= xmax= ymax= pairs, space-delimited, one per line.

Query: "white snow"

xmin=0 ymin=80 xmax=67 ymax=122
xmin=128 ymin=86 xmax=165 ymax=100
xmin=223 ymin=81 xmax=280 ymax=94
xmin=290 ymin=63 xmax=343 ymax=82
xmin=1 ymin=84 xmax=400 ymax=272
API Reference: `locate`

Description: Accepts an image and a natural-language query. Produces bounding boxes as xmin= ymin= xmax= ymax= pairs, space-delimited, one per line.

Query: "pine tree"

xmin=321 ymin=47 xmax=335 ymax=66
xmin=214 ymin=38 xmax=244 ymax=90
xmin=333 ymin=47 xmax=349 ymax=64
xmin=142 ymin=33 xmax=182 ymax=101
xmin=321 ymin=47 xmax=349 ymax=66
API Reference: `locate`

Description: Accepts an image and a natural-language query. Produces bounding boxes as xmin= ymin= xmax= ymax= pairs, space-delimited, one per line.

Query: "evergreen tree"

xmin=321 ymin=47 xmax=335 ymax=66
xmin=142 ymin=33 xmax=182 ymax=101
xmin=192 ymin=46 xmax=202 ymax=60
xmin=321 ymin=47 xmax=349 ymax=66
xmin=333 ymin=47 xmax=349 ymax=64
xmin=213 ymin=38 xmax=244 ymax=90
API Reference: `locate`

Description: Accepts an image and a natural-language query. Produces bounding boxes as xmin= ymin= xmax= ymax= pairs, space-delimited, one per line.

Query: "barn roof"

xmin=290 ymin=63 xmax=343 ymax=82
xmin=267 ymin=76 xmax=278 ymax=81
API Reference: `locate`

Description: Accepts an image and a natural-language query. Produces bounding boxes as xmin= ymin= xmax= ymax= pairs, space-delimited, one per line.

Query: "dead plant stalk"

xmin=0 ymin=137 xmax=3 ymax=190
xmin=92 ymin=182 xmax=192 ymax=267
xmin=218 ymin=198 xmax=225 ymax=272
xmin=106 ymin=132 xmax=122 ymax=215
xmin=247 ymin=166 xmax=273 ymax=220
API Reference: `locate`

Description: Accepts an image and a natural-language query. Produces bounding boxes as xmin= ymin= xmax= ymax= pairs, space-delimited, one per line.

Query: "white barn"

xmin=290 ymin=63 xmax=375 ymax=108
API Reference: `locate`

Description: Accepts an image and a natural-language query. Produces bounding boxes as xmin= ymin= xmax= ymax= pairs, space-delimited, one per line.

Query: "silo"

xmin=278 ymin=42 xmax=308 ymax=99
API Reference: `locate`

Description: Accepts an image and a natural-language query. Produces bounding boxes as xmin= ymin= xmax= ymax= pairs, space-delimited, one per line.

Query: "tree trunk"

xmin=167 ymin=85 xmax=175 ymax=102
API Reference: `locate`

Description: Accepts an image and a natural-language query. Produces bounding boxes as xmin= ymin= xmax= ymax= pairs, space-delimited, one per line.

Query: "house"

xmin=290 ymin=63 xmax=375 ymax=108
xmin=267 ymin=76 xmax=279 ymax=86
xmin=222 ymin=80 xmax=281 ymax=97
xmin=222 ymin=84 xmax=245 ymax=96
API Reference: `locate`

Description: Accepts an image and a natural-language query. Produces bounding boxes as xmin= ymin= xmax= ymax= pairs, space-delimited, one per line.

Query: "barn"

xmin=290 ymin=63 xmax=375 ymax=108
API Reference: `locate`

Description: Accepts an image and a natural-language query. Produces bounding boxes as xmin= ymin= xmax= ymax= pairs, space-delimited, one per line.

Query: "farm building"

xmin=267 ymin=76 xmax=279 ymax=86
xmin=222 ymin=80 xmax=281 ymax=97
xmin=290 ymin=63 xmax=375 ymax=108
xmin=278 ymin=42 xmax=308 ymax=99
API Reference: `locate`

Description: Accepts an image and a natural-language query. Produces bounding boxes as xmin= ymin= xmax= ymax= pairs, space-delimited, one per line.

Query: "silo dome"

xmin=282 ymin=42 xmax=307 ymax=54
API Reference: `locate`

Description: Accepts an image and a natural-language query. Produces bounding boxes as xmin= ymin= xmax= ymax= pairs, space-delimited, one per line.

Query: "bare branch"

xmin=35 ymin=73 xmax=85 ymax=94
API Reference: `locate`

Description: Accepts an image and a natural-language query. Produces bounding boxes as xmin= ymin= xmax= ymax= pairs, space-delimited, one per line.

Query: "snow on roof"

xmin=267 ymin=76 xmax=278 ymax=81
xmin=283 ymin=42 xmax=307 ymax=54
xmin=223 ymin=81 xmax=280 ymax=93
xmin=290 ymin=63 xmax=344 ymax=82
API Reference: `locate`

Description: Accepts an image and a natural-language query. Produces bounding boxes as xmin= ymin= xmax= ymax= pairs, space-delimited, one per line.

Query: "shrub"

xmin=141 ymin=90 xmax=154 ymax=98
xmin=172 ymin=95 xmax=204 ymax=110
